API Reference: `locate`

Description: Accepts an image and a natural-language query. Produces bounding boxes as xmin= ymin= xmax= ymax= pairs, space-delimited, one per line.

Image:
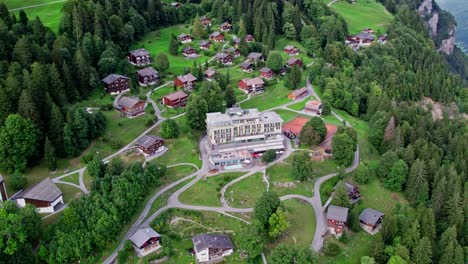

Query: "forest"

xmin=0 ymin=0 xmax=466 ymax=263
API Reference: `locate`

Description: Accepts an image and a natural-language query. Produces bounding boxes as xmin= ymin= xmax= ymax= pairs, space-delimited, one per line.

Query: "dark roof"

xmin=260 ymin=67 xmax=272 ymax=73
xmin=118 ymin=97 xmax=144 ymax=108
xmin=345 ymin=182 xmax=357 ymax=192
xmin=356 ymin=32 xmax=375 ymax=40
xmin=129 ymin=227 xmax=161 ymax=248
xmin=287 ymin=58 xmax=302 ymax=65
xmin=240 ymin=62 xmax=253 ymax=68
xmin=137 ymin=67 xmax=159 ymax=77
xmin=183 ymin=46 xmax=196 ymax=52
xmin=327 ymin=205 xmax=349 ymax=222
xmin=220 ymin=22 xmax=231 ymax=27
xmin=102 ymin=74 xmax=129 ymax=84
xmin=200 ymin=40 xmax=211 ymax=46
xmin=129 ymin=48 xmax=150 ymax=57
xmin=178 ymin=33 xmax=191 ymax=39
xmin=18 ymin=178 xmax=62 ymax=202
xmin=164 ymin=90 xmax=188 ymax=101
xmin=209 ymin=31 xmax=223 ymax=38
xmin=359 ymin=208 xmax=384 ymax=225
xmin=192 ymin=234 xmax=234 ymax=252
xmin=137 ymin=135 xmax=163 ymax=148
xmin=216 ymin=53 xmax=230 ymax=59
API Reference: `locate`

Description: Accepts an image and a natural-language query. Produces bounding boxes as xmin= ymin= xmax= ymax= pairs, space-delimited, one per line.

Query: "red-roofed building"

xmin=200 ymin=16 xmax=211 ymax=27
xmin=260 ymin=67 xmax=274 ymax=80
xmin=305 ymin=100 xmax=322 ymax=114
xmin=282 ymin=117 xmax=310 ymax=139
xmin=288 ymin=87 xmax=308 ymax=100
xmin=238 ymin=77 xmax=265 ymax=94
xmin=320 ymin=124 xmax=338 ymax=152
xmin=162 ymin=91 xmax=188 ymax=108
xmin=284 ymin=45 xmax=300 ymax=56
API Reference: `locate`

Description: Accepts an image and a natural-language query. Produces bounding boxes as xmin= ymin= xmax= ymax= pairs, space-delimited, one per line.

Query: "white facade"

xmin=194 ymin=248 xmax=234 ymax=263
xmin=16 ymin=195 xmax=64 ymax=213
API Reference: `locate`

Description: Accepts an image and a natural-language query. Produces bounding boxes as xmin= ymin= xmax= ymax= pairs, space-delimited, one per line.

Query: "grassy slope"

xmin=329 ymin=0 xmax=393 ymax=34
xmin=225 ymin=172 xmax=266 ymax=208
xmin=4 ymin=0 xmax=64 ymax=32
xmin=240 ymin=80 xmax=293 ymax=111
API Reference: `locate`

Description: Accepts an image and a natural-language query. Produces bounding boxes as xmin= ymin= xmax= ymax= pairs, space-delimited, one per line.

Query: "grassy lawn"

xmin=56 ymin=183 xmax=83 ymax=203
xmin=151 ymin=209 xmax=253 ymax=264
xmin=240 ymin=80 xmax=293 ymax=111
xmin=274 ymin=37 xmax=314 ymax=66
xmin=179 ymin=172 xmax=246 ymax=207
xmin=274 ymin=109 xmax=302 ymax=123
xmin=131 ymin=24 xmax=213 ymax=76
xmin=267 ymin=161 xmax=315 ymax=197
xmin=317 ymin=231 xmax=373 ymax=264
xmin=165 ymin=165 xmax=197 ymax=183
xmin=267 ymin=199 xmax=315 ymax=251
xmin=329 ymin=0 xmax=393 ymax=34
xmin=320 ymin=176 xmax=341 ymax=204
xmin=150 ymin=116 xmax=203 ymax=168
xmin=5 ymin=0 xmax=64 ymax=32
xmin=225 ymin=172 xmax=266 ymax=208
xmin=59 ymin=172 xmax=80 ymax=185
xmin=287 ymin=95 xmax=314 ymax=111
xmin=150 ymin=85 xmax=176 ymax=101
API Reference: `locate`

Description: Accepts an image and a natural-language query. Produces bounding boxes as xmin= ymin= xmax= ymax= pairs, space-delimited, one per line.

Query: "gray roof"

xmin=102 ymin=74 xmax=129 ymax=84
xmin=137 ymin=135 xmax=163 ymax=148
xmin=129 ymin=48 xmax=150 ymax=57
xmin=327 ymin=205 xmax=349 ymax=222
xmin=0 ymin=175 xmax=3 ymax=182
xmin=220 ymin=22 xmax=231 ymax=27
xmin=287 ymin=58 xmax=301 ymax=65
xmin=216 ymin=53 xmax=231 ymax=59
xmin=200 ymin=40 xmax=211 ymax=46
xmin=226 ymin=47 xmax=239 ymax=53
xmin=291 ymin=87 xmax=307 ymax=96
xmin=129 ymin=227 xmax=161 ymax=247
xmin=118 ymin=97 xmax=144 ymax=108
xmin=178 ymin=73 xmax=197 ymax=83
xmin=359 ymin=208 xmax=384 ymax=225
xmin=356 ymin=32 xmax=375 ymax=40
xmin=240 ymin=62 xmax=253 ymax=68
xmin=164 ymin=90 xmax=188 ymax=101
xmin=345 ymin=182 xmax=357 ymax=192
xmin=182 ymin=46 xmax=196 ymax=52
xmin=260 ymin=67 xmax=272 ymax=73
xmin=284 ymin=45 xmax=295 ymax=50
xmin=178 ymin=33 xmax=191 ymax=39
xmin=205 ymin=68 xmax=216 ymax=76
xmin=18 ymin=178 xmax=62 ymax=202
xmin=192 ymin=234 xmax=234 ymax=252
xmin=209 ymin=31 xmax=223 ymax=38
xmin=248 ymin=52 xmax=263 ymax=59
xmin=137 ymin=67 xmax=158 ymax=77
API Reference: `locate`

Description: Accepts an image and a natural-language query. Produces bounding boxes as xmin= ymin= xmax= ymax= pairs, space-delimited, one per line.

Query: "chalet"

xmin=209 ymin=31 xmax=225 ymax=42
xmin=282 ymin=117 xmax=309 ymax=139
xmin=247 ymin=52 xmax=265 ymax=62
xmin=219 ymin=22 xmax=232 ymax=31
xmin=378 ymin=34 xmax=388 ymax=44
xmin=346 ymin=31 xmax=375 ymax=46
xmin=346 ymin=182 xmax=361 ymax=203
xmin=204 ymin=68 xmax=216 ymax=81
xmin=178 ymin=33 xmax=192 ymax=43
xmin=288 ymin=87 xmax=308 ymax=100
xmin=182 ymin=46 xmax=197 ymax=57
xmin=327 ymin=205 xmax=349 ymax=237
xmin=287 ymin=58 xmax=303 ymax=68
xmin=362 ymin=28 xmax=374 ymax=34
xmin=15 ymin=178 xmax=63 ymax=213
xmin=233 ymin=38 xmax=240 ymax=47
xmin=284 ymin=45 xmax=300 ymax=55
xmin=128 ymin=48 xmax=151 ymax=66
xmin=305 ymin=100 xmax=322 ymax=114
xmin=215 ymin=53 xmax=234 ymax=65
xmin=102 ymin=74 xmax=130 ymax=94
xmin=136 ymin=135 xmax=164 ymax=156
xmin=174 ymin=73 xmax=197 ymax=91
xmin=116 ymin=97 xmax=146 ymax=118
xmin=225 ymin=47 xmax=241 ymax=57
xmin=163 ymin=91 xmax=188 ymax=108
xmin=245 ymin=34 xmax=255 ymax=42
xmin=199 ymin=40 xmax=211 ymax=50
xmin=129 ymin=227 xmax=162 ymax=257
xmin=171 ymin=2 xmax=182 ymax=8
xmin=259 ymin=67 xmax=274 ymax=80
xmin=359 ymin=208 xmax=384 ymax=234
xmin=137 ymin=67 xmax=159 ymax=86
xmin=192 ymin=234 xmax=234 ymax=263
xmin=238 ymin=77 xmax=265 ymax=94
xmin=240 ymin=62 xmax=254 ymax=72
xmin=200 ymin=16 xmax=211 ymax=27
xmin=0 ymin=175 xmax=8 ymax=201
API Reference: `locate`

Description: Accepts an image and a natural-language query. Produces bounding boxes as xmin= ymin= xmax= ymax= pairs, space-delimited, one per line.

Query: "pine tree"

xmin=186 ymin=94 xmax=208 ymax=130
xmin=48 ymin=103 xmax=65 ymax=156
xmin=385 ymin=160 xmax=408 ymax=191
xmin=406 ymin=159 xmax=429 ymax=205
xmin=63 ymin=123 xmax=76 ymax=157
xmin=287 ymin=64 xmax=301 ymax=89
xmin=168 ymin=34 xmax=179 ymax=55
xmin=238 ymin=18 xmax=247 ymax=38
xmin=331 ymin=182 xmax=350 ymax=207
xmin=412 ymin=237 xmax=432 ymax=264
xmin=44 ymin=137 xmax=57 ymax=171
xmin=225 ymin=86 xmax=236 ymax=108
xmin=192 ymin=15 xmax=205 ymax=39
xmin=403 ymin=220 xmax=420 ymax=252
xmin=438 ymin=227 xmax=463 ymax=264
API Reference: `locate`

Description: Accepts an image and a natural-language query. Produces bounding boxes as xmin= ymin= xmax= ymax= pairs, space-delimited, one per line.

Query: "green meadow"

xmin=5 ymin=0 xmax=64 ymax=32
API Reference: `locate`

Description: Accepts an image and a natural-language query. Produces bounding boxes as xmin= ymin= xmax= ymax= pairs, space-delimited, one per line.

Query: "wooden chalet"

xmin=259 ymin=67 xmax=274 ymax=79
xmin=182 ymin=46 xmax=197 ymax=57
xmin=362 ymin=28 xmax=374 ymax=34
xmin=174 ymin=73 xmax=197 ymax=91
xmin=209 ymin=31 xmax=225 ymax=42
xmin=178 ymin=33 xmax=192 ymax=43
xmin=15 ymin=178 xmax=63 ymax=213
xmin=136 ymin=135 xmax=164 ymax=156
xmin=345 ymin=182 xmax=361 ymax=202
xmin=137 ymin=67 xmax=159 ymax=86
xmin=128 ymin=48 xmax=151 ymax=66
xmin=247 ymin=52 xmax=265 ymax=62
xmin=215 ymin=53 xmax=233 ymax=65
xmin=204 ymin=68 xmax=216 ymax=81
xmin=116 ymin=96 xmax=146 ymax=118
xmin=240 ymin=62 xmax=254 ymax=72
xmin=233 ymin=38 xmax=240 ymax=47
xmin=129 ymin=227 xmax=162 ymax=257
xmin=288 ymin=87 xmax=308 ymax=100
xmin=219 ymin=22 xmax=232 ymax=31
xmin=284 ymin=45 xmax=300 ymax=55
xmin=245 ymin=34 xmax=255 ymax=42
xmin=327 ymin=205 xmax=349 ymax=237
xmin=200 ymin=16 xmax=211 ymax=27
xmin=359 ymin=208 xmax=384 ymax=234
xmin=192 ymin=234 xmax=234 ymax=263
xmin=287 ymin=58 xmax=303 ymax=68
xmin=225 ymin=47 xmax=241 ymax=57
xmin=162 ymin=90 xmax=188 ymax=108
xmin=378 ymin=34 xmax=388 ymax=44
xmin=199 ymin=40 xmax=211 ymax=50
xmin=238 ymin=77 xmax=265 ymax=94
xmin=0 ymin=175 xmax=8 ymax=202
xmin=102 ymin=74 xmax=130 ymax=94
xmin=305 ymin=100 xmax=322 ymax=114
xmin=346 ymin=31 xmax=375 ymax=46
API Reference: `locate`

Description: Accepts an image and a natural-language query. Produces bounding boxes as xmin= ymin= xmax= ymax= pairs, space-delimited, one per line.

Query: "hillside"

xmin=436 ymin=0 xmax=468 ymax=52
xmin=3 ymin=0 xmax=63 ymax=31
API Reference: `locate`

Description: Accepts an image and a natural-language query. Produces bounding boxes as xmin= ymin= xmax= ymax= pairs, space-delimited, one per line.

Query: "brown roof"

xmin=290 ymin=87 xmax=307 ymax=97
xmin=137 ymin=67 xmax=158 ymax=77
xmin=282 ymin=117 xmax=309 ymax=135
xmin=177 ymin=73 xmax=197 ymax=83
xmin=205 ymin=68 xmax=216 ymax=77
xmin=306 ymin=100 xmax=321 ymax=110
xmin=260 ymin=67 xmax=272 ymax=73
xmin=287 ymin=58 xmax=302 ymax=65
xmin=102 ymin=74 xmax=129 ymax=84
xmin=242 ymin=77 xmax=264 ymax=86
xmin=118 ymin=97 xmax=145 ymax=108
xmin=164 ymin=90 xmax=188 ymax=101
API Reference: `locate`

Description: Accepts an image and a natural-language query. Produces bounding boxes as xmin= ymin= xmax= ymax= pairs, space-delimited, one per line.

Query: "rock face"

xmin=418 ymin=0 xmax=455 ymax=55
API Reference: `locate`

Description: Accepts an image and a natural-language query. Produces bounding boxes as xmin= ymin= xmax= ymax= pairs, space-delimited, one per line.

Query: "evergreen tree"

xmin=154 ymin=53 xmax=170 ymax=74
xmin=44 ymin=137 xmax=57 ymax=171
xmin=331 ymin=182 xmax=350 ymax=207
xmin=225 ymin=86 xmax=236 ymax=108
xmin=168 ymin=34 xmax=179 ymax=55
xmin=238 ymin=18 xmax=247 ymax=38
xmin=266 ymin=51 xmax=283 ymax=72
xmin=186 ymin=94 xmax=208 ymax=130
xmin=412 ymin=237 xmax=432 ymax=264
xmin=438 ymin=226 xmax=463 ymax=264
xmin=192 ymin=15 xmax=205 ymax=39
xmin=406 ymin=159 xmax=429 ymax=205
xmin=63 ymin=123 xmax=76 ymax=157
xmin=403 ymin=220 xmax=420 ymax=252
xmin=287 ymin=64 xmax=301 ymax=90
xmin=48 ymin=103 xmax=65 ymax=156
xmin=385 ymin=160 xmax=408 ymax=191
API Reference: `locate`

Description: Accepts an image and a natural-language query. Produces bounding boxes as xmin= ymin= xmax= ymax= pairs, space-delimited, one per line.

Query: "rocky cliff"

xmin=418 ymin=0 xmax=456 ymax=54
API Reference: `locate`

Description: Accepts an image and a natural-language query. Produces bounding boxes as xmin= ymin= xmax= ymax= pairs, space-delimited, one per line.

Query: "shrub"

xmin=354 ymin=163 xmax=369 ymax=184
xmin=149 ymin=108 xmax=155 ymax=115
xmin=160 ymin=119 xmax=179 ymax=138
xmin=262 ymin=150 xmax=277 ymax=163
xmin=11 ymin=171 xmax=27 ymax=190
xmin=139 ymin=94 xmax=147 ymax=100
xmin=145 ymin=117 xmax=156 ymax=127
xmin=81 ymin=152 xmax=95 ymax=164
xmin=323 ymin=241 xmax=340 ymax=256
